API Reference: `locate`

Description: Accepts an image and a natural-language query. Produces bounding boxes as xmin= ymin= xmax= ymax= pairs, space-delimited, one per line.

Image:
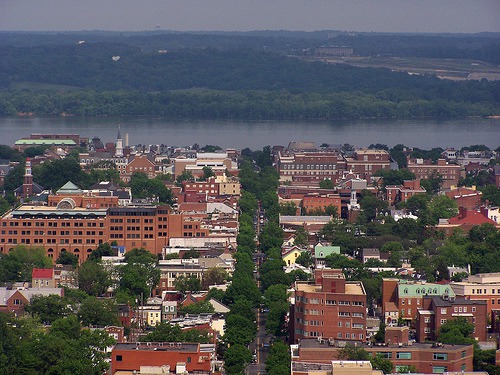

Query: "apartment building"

xmin=451 ymin=272 xmax=500 ymax=314
xmin=382 ymin=279 xmax=455 ymax=324
xmin=385 ymin=180 xmax=426 ymax=205
xmin=290 ymin=269 xmax=367 ymax=343
xmin=344 ymin=149 xmax=391 ymax=180
xmin=416 ymin=296 xmax=487 ymax=342
xmin=290 ymin=338 xmax=474 ymax=373
xmin=407 ymin=158 xmax=461 ymax=189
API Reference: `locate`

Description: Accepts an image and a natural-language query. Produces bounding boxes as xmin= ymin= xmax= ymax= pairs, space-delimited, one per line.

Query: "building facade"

xmin=290 ymin=269 xmax=367 ymax=343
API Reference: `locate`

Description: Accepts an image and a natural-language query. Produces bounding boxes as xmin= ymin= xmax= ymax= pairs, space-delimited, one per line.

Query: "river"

xmin=1 ymin=116 xmax=499 ymax=150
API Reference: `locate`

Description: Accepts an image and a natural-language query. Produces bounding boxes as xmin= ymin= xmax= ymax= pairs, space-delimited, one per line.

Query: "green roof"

xmin=14 ymin=139 xmax=76 ymax=146
xmin=314 ymin=245 xmax=341 ymax=258
xmin=57 ymin=181 xmax=83 ymax=194
xmin=398 ymin=281 xmax=455 ymax=298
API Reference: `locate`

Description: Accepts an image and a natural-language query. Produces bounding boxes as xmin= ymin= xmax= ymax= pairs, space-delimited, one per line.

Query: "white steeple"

xmin=115 ymin=126 xmax=123 ymax=157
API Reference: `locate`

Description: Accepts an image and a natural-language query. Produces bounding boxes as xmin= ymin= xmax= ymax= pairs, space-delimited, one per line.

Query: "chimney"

xmin=125 ymin=133 xmax=129 ymax=147
xmin=458 ymin=206 xmax=467 ymax=219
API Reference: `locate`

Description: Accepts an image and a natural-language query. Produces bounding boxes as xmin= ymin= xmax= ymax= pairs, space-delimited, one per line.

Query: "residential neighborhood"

xmin=0 ymin=132 xmax=499 ymax=374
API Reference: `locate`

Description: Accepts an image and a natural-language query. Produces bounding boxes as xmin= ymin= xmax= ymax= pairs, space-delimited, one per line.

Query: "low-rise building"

xmin=407 ymin=158 xmax=461 ymax=189
xmin=110 ymin=342 xmax=217 ymax=374
xmin=290 ymin=338 xmax=474 ymax=373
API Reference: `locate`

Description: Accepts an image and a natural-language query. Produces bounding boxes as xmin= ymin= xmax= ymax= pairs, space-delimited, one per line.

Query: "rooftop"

xmin=296 ymin=281 xmax=365 ymax=295
xmin=113 ymin=342 xmax=205 ymax=353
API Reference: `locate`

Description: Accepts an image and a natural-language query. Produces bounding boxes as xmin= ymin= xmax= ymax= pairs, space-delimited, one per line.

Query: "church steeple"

xmin=115 ymin=126 xmax=123 ymax=157
xmin=22 ymin=157 xmax=33 ymax=199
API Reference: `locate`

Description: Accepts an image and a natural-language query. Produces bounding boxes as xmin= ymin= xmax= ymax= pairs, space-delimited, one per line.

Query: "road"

xmin=247 ymin=307 xmax=270 ymax=375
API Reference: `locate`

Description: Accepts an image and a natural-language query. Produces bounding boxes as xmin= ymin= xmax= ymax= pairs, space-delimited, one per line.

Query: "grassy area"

xmin=309 ymin=56 xmax=500 ymax=81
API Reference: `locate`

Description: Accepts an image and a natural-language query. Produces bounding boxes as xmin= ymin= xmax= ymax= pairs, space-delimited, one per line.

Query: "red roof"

xmin=448 ymin=209 xmax=497 ymax=226
xmin=32 ymin=268 xmax=54 ymax=279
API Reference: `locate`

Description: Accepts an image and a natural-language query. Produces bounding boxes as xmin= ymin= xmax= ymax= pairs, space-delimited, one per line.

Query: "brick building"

xmin=382 ymin=279 xmax=455 ymax=324
xmin=290 ymin=269 xmax=367 ymax=343
xmin=445 ymin=186 xmax=482 ymax=210
xmin=0 ymin=203 xmax=212 ymax=262
xmin=110 ymin=342 xmax=217 ymax=374
xmin=407 ymin=158 xmax=461 ymax=189
xmin=290 ymin=338 xmax=474 ymax=373
xmin=0 ymin=287 xmax=64 ymax=317
xmin=385 ymin=180 xmax=426 ymax=205
xmin=416 ymin=296 xmax=487 ymax=342
xmin=344 ymin=150 xmax=391 ymax=180
xmin=436 ymin=207 xmax=500 ymax=236
xmin=301 ymin=193 xmax=342 ymax=215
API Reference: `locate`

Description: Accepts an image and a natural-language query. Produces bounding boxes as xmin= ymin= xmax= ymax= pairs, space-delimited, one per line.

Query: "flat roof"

xmin=113 ymin=342 xmax=204 ymax=352
xmin=15 ymin=139 xmax=76 ymax=145
xmin=7 ymin=205 xmax=107 ymax=218
xmin=296 ymin=281 xmax=365 ymax=295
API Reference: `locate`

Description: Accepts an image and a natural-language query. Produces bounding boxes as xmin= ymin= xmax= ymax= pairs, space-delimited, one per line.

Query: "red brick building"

xmin=110 ymin=342 xmax=217 ymax=374
xmin=301 ymin=193 xmax=342 ymax=215
xmin=416 ymin=296 xmax=487 ymax=342
xmin=290 ymin=269 xmax=367 ymax=343
xmin=407 ymin=158 xmax=461 ymax=190
xmin=344 ymin=149 xmax=391 ymax=180
xmin=445 ymin=187 xmax=482 ymax=210
xmin=385 ymin=180 xmax=426 ymax=205
xmin=436 ymin=207 xmax=500 ymax=236
xmin=291 ymin=338 xmax=474 ymax=373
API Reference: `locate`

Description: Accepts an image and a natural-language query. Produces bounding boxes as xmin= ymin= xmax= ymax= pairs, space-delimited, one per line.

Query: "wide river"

xmin=1 ymin=116 xmax=499 ymax=150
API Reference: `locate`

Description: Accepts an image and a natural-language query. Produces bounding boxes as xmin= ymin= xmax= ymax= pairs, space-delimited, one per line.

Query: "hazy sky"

xmin=1 ymin=0 xmax=499 ymax=34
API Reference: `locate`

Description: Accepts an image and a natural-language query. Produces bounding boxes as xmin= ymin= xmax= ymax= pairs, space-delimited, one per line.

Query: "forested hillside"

xmin=0 ymin=32 xmax=499 ymax=120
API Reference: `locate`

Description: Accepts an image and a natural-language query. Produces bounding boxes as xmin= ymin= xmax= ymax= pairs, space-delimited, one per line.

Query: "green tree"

xmin=202 ymin=267 xmax=228 ymax=289
xmin=179 ymin=300 xmax=215 ymax=315
xmin=0 ymin=245 xmax=52 ymax=283
xmin=280 ymin=201 xmax=298 ymax=215
xmin=295 ymin=251 xmax=314 ymax=268
xmin=77 ymin=260 xmax=112 ymax=297
xmin=175 ymin=170 xmax=194 ymax=187
xmin=437 ymin=317 xmax=475 ymax=344
xmin=200 ymin=166 xmax=215 ymax=181
xmin=173 ymin=276 xmax=202 ymax=294
xmin=56 ymin=250 xmax=79 ymax=268
xmin=319 ymin=179 xmax=335 ymax=189
xmin=182 ymin=248 xmax=200 ymax=259
xmin=224 ymin=344 xmax=252 ymax=375
xmin=88 ymin=242 xmax=116 ymax=262
xmin=294 ymin=227 xmax=309 ymax=247
xmin=140 ymin=322 xmax=209 ymax=343
xmin=371 ymin=354 xmax=394 ymax=373
xmin=337 ymin=344 xmax=370 ymax=360
xmin=78 ymin=297 xmax=118 ymax=327
xmin=266 ymin=341 xmax=291 ymax=374
xmin=25 ymin=294 xmax=72 ymax=325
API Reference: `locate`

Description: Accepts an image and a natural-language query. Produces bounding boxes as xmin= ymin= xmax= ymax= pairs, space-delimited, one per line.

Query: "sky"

xmin=1 ymin=0 xmax=499 ymax=34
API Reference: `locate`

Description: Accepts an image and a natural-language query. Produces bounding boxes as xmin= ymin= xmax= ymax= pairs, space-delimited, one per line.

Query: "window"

xmin=396 ymin=352 xmax=412 ymax=359
xmin=379 ymin=352 xmax=392 ymax=359
xmin=440 ymin=308 xmax=447 ymax=314
xmin=433 ymin=353 xmax=448 ymax=360
xmin=440 ymin=319 xmax=447 ymax=324
xmin=424 ymin=327 xmax=431 ymax=333
xmin=424 ymin=317 xmax=431 ymax=323
xmin=432 ymin=366 xmax=447 ymax=373
xmin=116 ymin=355 xmax=122 ymax=362
xmin=461 ymin=350 xmax=466 ymax=358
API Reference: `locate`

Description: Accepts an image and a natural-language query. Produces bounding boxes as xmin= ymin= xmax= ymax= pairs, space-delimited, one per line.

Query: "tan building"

xmin=451 ymin=273 xmax=500 ymax=314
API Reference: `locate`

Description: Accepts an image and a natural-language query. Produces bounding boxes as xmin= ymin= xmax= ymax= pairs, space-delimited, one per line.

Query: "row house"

xmin=382 ymin=279 xmax=455 ymax=324
xmin=407 ymin=158 xmax=461 ymax=189
xmin=450 ymin=272 xmax=500 ymax=315
xmin=31 ymin=268 xmax=55 ymax=288
xmin=385 ymin=180 xmax=426 ymax=205
xmin=416 ymin=296 xmax=487 ymax=342
xmin=290 ymin=269 xmax=367 ymax=344
xmin=290 ymin=338 xmax=474 ymax=374
xmin=0 ymin=286 xmax=64 ymax=317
